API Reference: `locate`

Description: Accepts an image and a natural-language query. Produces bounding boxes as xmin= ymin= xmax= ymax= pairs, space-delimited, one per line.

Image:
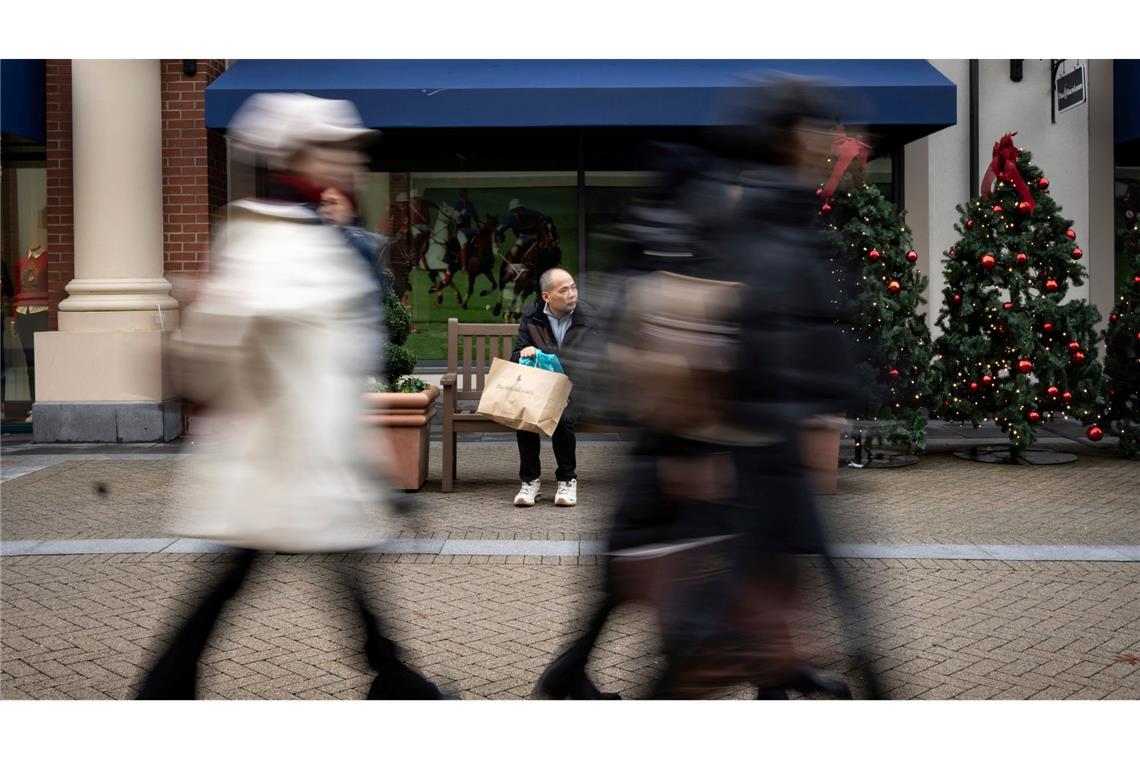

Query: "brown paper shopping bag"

xmin=477 ymin=357 xmax=573 ymax=436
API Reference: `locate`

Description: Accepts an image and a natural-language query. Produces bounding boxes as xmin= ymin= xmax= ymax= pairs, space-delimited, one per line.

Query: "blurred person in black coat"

xmin=536 ymin=76 xmax=879 ymax=700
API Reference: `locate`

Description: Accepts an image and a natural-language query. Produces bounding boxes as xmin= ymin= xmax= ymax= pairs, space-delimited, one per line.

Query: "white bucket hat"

xmin=227 ymin=93 xmax=374 ymax=162
xmin=508 ymin=198 xmax=523 ymax=211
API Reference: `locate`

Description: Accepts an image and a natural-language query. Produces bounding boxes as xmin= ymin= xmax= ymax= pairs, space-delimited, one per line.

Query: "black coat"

xmin=509 ymin=299 xmax=597 ymax=381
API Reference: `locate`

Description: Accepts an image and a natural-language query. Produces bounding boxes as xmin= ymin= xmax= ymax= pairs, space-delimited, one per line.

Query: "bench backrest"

xmin=447 ymin=318 xmax=521 ymax=402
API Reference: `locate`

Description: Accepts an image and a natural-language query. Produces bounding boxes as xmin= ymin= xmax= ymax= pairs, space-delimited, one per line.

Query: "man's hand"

xmin=520 ymin=346 xmax=537 ymax=359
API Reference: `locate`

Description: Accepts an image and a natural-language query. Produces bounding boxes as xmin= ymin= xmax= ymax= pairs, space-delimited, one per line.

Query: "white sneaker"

xmin=554 ymin=479 xmax=578 ymax=507
xmin=513 ymin=479 xmax=541 ymax=507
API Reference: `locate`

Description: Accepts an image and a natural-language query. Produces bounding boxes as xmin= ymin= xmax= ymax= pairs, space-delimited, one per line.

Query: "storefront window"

xmin=357 ymin=171 xmax=578 ymax=362
xmin=2 ymin=158 xmax=48 ymax=426
xmin=1116 ymin=167 xmax=1140 ymax=292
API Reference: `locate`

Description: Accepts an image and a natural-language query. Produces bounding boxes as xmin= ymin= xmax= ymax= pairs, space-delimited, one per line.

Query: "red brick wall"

xmin=161 ymin=59 xmax=228 ymax=278
xmin=44 ymin=59 xmax=74 ymax=331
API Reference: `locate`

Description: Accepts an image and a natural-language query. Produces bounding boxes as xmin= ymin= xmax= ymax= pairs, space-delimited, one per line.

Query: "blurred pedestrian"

xmin=537 ymin=76 xmax=877 ymax=699
xmin=138 ymin=93 xmax=444 ymax=700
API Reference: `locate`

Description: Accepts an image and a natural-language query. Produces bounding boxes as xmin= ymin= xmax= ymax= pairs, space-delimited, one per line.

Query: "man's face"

xmin=542 ymin=269 xmax=578 ymax=316
xmin=319 ymin=187 xmax=355 ymax=226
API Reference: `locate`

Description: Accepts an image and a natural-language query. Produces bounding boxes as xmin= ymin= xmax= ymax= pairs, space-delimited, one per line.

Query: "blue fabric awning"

xmin=205 ymin=59 xmax=956 ymax=136
xmin=1 ymin=60 xmax=46 ymax=143
xmin=1115 ymin=59 xmax=1140 ymax=146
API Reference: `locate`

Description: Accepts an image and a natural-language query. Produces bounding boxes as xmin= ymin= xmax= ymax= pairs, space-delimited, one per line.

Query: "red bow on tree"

xmin=819 ymin=127 xmax=871 ymax=201
xmin=981 ymin=132 xmax=1035 ymax=213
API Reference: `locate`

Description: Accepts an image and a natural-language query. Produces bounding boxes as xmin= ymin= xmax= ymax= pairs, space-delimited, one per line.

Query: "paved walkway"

xmin=1 ymin=433 xmax=1138 ymax=700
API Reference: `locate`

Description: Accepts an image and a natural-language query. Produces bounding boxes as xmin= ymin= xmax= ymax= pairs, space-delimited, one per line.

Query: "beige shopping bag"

xmin=477 ymin=357 xmax=572 ymax=436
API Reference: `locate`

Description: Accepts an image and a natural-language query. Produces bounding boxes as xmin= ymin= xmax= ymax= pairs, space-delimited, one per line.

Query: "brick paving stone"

xmin=4 ymin=441 xmax=1140 ymax=700
xmin=4 ymin=445 xmax=1139 ymax=546
xmin=1 ymin=553 xmax=1137 ymax=700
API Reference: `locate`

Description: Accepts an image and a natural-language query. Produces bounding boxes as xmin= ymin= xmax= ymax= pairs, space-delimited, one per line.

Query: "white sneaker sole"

xmin=553 ymin=497 xmax=576 ymax=507
xmin=514 ymin=494 xmax=540 ymax=507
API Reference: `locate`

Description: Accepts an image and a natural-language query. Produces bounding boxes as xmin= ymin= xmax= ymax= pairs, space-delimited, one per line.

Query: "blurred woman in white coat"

xmin=137 ymin=93 xmax=444 ymax=700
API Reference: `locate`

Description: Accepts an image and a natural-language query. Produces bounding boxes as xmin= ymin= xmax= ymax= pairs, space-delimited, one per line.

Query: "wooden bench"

xmin=440 ymin=317 xmax=627 ymax=492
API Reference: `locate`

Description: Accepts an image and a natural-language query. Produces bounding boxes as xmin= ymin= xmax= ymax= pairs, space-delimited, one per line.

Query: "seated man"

xmin=509 ymin=267 xmax=593 ymax=508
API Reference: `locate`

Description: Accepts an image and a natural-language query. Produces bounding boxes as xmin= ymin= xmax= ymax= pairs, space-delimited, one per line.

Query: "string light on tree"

xmin=816 ymin=125 xmax=934 ymax=454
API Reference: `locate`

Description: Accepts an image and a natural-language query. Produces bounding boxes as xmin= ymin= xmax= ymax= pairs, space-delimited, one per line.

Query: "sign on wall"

xmin=1056 ymin=62 xmax=1087 ymax=114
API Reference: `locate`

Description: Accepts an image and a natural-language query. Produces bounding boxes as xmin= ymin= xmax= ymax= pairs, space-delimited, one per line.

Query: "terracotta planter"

xmin=798 ymin=415 xmax=845 ymax=495
xmin=363 ymin=385 xmax=440 ymax=491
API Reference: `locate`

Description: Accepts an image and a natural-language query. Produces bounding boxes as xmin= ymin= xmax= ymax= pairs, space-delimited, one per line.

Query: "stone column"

xmin=34 ymin=60 xmax=181 ymax=442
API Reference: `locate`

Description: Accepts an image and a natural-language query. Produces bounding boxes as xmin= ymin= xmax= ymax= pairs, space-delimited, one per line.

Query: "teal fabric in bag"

xmin=520 ymin=349 xmax=565 ymax=374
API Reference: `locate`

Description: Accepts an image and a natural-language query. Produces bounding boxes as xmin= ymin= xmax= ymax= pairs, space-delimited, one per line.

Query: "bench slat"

xmin=462 ymin=336 xmax=473 ymax=391
xmin=457 ymin=323 xmax=519 ymax=337
xmin=476 ymin=337 xmax=486 ymax=391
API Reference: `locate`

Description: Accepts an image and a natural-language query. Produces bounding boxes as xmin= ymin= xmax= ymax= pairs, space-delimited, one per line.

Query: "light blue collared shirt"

xmin=543 ymin=302 xmax=574 ymax=348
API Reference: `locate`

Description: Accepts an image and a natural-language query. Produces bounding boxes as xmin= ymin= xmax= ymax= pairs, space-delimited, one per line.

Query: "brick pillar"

xmin=44 ymin=59 xmax=74 ymax=331
xmin=160 ymin=59 xmax=228 ymax=279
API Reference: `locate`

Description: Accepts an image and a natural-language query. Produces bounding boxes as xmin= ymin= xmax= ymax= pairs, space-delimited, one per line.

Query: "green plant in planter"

xmin=380 ymin=268 xmax=421 ymax=391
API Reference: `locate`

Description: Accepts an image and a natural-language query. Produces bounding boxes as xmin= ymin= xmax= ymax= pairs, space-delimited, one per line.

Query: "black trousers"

xmin=517 ymin=404 xmax=576 ymax=482
xmin=136 ymin=550 xmax=442 ymax=700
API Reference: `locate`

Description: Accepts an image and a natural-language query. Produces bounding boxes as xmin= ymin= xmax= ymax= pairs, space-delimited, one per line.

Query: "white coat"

xmin=168 ymin=199 xmax=387 ymax=553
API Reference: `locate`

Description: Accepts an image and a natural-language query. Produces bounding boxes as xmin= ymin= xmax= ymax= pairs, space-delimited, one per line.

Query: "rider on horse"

xmin=496 ymin=198 xmax=557 ymax=260
xmin=453 ymin=189 xmax=480 ymax=250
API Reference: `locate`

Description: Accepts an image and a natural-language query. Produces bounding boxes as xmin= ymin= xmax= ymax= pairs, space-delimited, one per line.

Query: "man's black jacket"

xmin=509 ymin=300 xmax=596 ymax=380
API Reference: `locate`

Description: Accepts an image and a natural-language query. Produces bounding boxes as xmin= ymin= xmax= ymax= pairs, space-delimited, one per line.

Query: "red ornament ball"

xmin=868 ymin=249 xmax=881 ymax=261
xmin=1065 ymin=229 xmax=1077 ymax=240
xmin=1068 ymin=341 xmax=1080 ymax=352
xmin=1072 ymin=351 xmax=1086 ymax=365
xmin=966 ymin=220 xmax=975 ymax=229
xmin=816 ymin=188 xmax=824 ymax=197
xmin=1046 ymin=386 xmax=1059 ymax=397
xmin=1003 ymin=302 xmax=1013 ymax=310
xmin=1043 ymin=322 xmax=1054 ymax=332
xmin=969 ymin=381 xmax=979 ymax=392
xmin=1134 ymin=275 xmax=1140 ymax=285
xmin=949 ymin=247 xmax=957 ymax=258
xmin=1016 ymin=252 xmax=1028 ymax=265
xmin=1109 ymin=314 xmax=1117 ymax=323
xmin=1027 ymin=411 xmax=1042 ymax=423
xmin=1044 ymin=279 xmax=1059 ymax=292
xmin=1087 ymin=425 xmax=1104 ymax=442
xmin=1017 ymin=359 xmax=1033 ymax=374
xmin=992 ymin=204 xmax=1003 ymax=213
xmin=906 ymin=250 xmax=918 ymax=263
xmin=820 ymin=203 xmax=832 ymax=214
xmin=1018 ymin=201 xmax=1032 ymax=213
xmin=1062 ymin=391 xmax=1073 ymax=403
xmin=887 ymin=280 xmax=902 ymax=295
xmin=982 ymin=375 xmax=993 ymax=386
xmin=981 ymin=254 xmax=997 ymax=269
xmin=888 ymin=369 xmax=900 ymax=381
xmin=952 ymin=294 xmax=962 ymax=304
xmin=1038 ymin=177 xmax=1050 ymax=189
xmin=1071 ymin=247 xmax=1083 ymax=260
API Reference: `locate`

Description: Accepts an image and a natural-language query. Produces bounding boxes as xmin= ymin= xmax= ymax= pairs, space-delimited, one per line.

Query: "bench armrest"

xmin=441 ymin=373 xmax=457 ymax=412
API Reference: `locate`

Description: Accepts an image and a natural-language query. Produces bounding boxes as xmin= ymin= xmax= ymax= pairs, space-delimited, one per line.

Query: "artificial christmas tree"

xmin=817 ymin=128 xmax=933 ymax=455
xmin=932 ymin=133 xmax=1107 ymax=456
xmin=1101 ymin=203 xmax=1140 ymax=458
